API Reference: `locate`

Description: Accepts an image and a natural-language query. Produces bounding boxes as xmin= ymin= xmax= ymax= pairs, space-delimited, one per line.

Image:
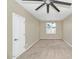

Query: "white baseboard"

xmin=13 ymin=48 xmax=26 ymax=59
xmin=63 ymin=39 xmax=72 ymax=47
xmin=40 ymin=39 xmax=61 ymax=40
xmin=25 ymin=39 xmax=40 ymax=52
xmin=13 ymin=39 xmax=40 ymax=59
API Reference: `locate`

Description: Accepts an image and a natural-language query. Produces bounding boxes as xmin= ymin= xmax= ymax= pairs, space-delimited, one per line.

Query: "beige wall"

xmin=63 ymin=15 xmax=72 ymax=46
xmin=7 ymin=0 xmax=40 ymax=59
xmin=7 ymin=0 xmax=72 ymax=58
xmin=25 ymin=14 xmax=40 ymax=49
xmin=40 ymin=21 xmax=63 ymax=39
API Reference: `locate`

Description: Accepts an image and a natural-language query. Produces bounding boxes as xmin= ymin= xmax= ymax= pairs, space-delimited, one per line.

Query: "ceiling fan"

xmin=35 ymin=0 xmax=72 ymax=13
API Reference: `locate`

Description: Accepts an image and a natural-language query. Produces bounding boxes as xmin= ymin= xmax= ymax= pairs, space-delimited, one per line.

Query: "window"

xmin=46 ymin=22 xmax=56 ymax=34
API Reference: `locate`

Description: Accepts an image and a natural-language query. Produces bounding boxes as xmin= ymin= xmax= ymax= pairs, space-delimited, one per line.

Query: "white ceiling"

xmin=16 ymin=0 xmax=72 ymax=21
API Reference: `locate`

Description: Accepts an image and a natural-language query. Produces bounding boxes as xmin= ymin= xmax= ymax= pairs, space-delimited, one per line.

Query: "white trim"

xmin=40 ymin=38 xmax=61 ymax=40
xmin=13 ymin=39 xmax=40 ymax=59
xmin=63 ymin=39 xmax=72 ymax=47
xmin=13 ymin=48 xmax=26 ymax=59
xmin=25 ymin=39 xmax=40 ymax=52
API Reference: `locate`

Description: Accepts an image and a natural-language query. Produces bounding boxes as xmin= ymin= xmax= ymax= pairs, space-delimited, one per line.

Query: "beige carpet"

xmin=17 ymin=39 xmax=72 ymax=59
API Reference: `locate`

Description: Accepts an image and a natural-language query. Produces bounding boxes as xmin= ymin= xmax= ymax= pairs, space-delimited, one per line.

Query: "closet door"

xmin=12 ymin=13 xmax=26 ymax=58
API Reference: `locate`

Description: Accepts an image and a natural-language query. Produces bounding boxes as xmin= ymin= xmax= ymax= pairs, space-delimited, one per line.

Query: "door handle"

xmin=14 ymin=38 xmax=18 ymax=41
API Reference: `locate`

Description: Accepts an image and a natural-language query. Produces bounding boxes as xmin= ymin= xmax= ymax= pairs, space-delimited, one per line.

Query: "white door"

xmin=12 ymin=13 xmax=26 ymax=58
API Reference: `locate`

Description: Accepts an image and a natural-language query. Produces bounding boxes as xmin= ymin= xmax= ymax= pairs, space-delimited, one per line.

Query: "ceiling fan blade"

xmin=54 ymin=1 xmax=72 ymax=5
xmin=47 ymin=4 xmax=49 ymax=13
xmin=50 ymin=2 xmax=60 ymax=12
xmin=35 ymin=3 xmax=46 ymax=10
